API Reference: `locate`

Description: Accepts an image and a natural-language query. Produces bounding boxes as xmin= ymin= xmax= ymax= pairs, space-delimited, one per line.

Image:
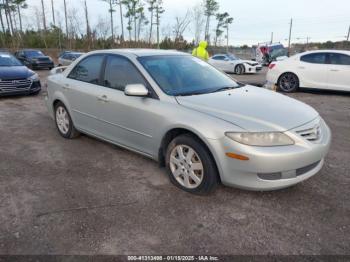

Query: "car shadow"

xmin=298 ymin=88 xmax=350 ymax=97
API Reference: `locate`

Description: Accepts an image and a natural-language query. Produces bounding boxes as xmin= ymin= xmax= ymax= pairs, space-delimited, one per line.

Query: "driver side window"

xmin=103 ymin=55 xmax=147 ymax=91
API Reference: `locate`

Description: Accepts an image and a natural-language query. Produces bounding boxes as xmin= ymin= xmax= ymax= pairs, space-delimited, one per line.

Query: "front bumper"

xmin=207 ymin=118 xmax=331 ymax=190
xmin=244 ymin=64 xmax=262 ymax=74
xmin=31 ymin=62 xmax=54 ymax=69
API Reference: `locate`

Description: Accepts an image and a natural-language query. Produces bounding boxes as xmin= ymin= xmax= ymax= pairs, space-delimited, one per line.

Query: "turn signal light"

xmin=225 ymin=152 xmax=249 ymax=161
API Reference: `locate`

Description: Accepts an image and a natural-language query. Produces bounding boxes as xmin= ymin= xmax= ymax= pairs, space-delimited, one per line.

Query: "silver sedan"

xmin=45 ymin=49 xmax=331 ymax=194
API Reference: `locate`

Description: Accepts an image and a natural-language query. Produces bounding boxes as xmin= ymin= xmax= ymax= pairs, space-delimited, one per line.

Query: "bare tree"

xmin=191 ymin=3 xmax=205 ymax=44
xmin=101 ymin=0 xmax=115 ymax=42
xmin=13 ymin=0 xmax=27 ymax=32
xmin=147 ymin=0 xmax=156 ymax=44
xmin=51 ymin=0 xmax=55 ymax=26
xmin=155 ymin=0 xmax=164 ymax=48
xmin=84 ymin=0 xmax=91 ymax=49
xmin=40 ymin=0 xmax=46 ymax=31
xmin=114 ymin=0 xmax=124 ymax=41
xmin=203 ymin=0 xmax=219 ymax=43
xmin=63 ymin=0 xmax=68 ymax=36
xmin=173 ymin=10 xmax=191 ymax=41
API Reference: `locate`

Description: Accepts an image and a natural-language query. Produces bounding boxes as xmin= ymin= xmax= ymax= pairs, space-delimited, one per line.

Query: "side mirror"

xmin=124 ymin=84 xmax=149 ymax=97
xmin=224 ymin=58 xmax=229 ymax=61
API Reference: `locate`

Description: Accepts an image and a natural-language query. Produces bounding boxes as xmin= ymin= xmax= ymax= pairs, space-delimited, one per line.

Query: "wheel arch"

xmin=277 ymin=71 xmax=300 ymax=86
xmin=158 ymin=127 xmax=222 ymax=183
xmin=234 ymin=63 xmax=245 ymax=74
xmin=51 ymin=95 xmax=75 ymax=123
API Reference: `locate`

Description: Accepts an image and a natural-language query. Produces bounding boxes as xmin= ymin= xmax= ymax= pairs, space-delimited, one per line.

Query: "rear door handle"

xmin=63 ymin=83 xmax=70 ymax=90
xmin=330 ymin=69 xmax=339 ymax=72
xmin=298 ymin=66 xmax=305 ymax=69
xmin=97 ymin=95 xmax=109 ymax=102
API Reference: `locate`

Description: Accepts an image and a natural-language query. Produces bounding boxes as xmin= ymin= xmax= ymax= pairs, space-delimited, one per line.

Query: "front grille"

xmin=0 ymin=79 xmax=32 ymax=92
xmin=38 ymin=57 xmax=50 ymax=62
xmin=296 ymin=124 xmax=321 ymax=142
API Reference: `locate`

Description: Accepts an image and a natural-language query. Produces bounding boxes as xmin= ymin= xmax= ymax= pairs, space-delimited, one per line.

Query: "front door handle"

xmin=98 ymin=95 xmax=109 ymax=102
xmin=330 ymin=69 xmax=339 ymax=72
xmin=298 ymin=66 xmax=305 ymax=69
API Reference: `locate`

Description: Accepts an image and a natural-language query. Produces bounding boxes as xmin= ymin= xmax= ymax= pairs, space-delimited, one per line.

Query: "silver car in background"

xmin=45 ymin=49 xmax=331 ymax=194
xmin=58 ymin=52 xmax=84 ymax=66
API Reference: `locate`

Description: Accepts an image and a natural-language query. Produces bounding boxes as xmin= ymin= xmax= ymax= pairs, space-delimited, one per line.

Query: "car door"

xmin=96 ymin=54 xmax=164 ymax=156
xmin=298 ymin=53 xmax=329 ymax=89
xmin=210 ymin=55 xmax=229 ymax=71
xmin=327 ymin=52 xmax=350 ymax=91
xmin=63 ymin=54 xmax=106 ymax=136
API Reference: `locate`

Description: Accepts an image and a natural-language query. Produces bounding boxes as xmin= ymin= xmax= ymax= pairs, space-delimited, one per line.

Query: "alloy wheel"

xmin=169 ymin=145 xmax=204 ymax=189
xmin=279 ymin=73 xmax=298 ymax=92
xmin=56 ymin=106 xmax=70 ymax=135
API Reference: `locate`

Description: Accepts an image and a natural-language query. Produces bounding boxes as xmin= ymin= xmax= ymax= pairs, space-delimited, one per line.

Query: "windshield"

xmin=138 ymin=55 xmax=241 ymax=96
xmin=25 ymin=50 xmax=44 ymax=58
xmin=0 ymin=54 xmax=23 ymax=66
xmin=227 ymin=54 xmax=238 ymax=60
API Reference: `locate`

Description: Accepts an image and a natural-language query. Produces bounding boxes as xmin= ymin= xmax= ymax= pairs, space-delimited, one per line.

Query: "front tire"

xmin=54 ymin=102 xmax=80 ymax=139
xmin=278 ymin=73 xmax=299 ymax=92
xmin=166 ymin=134 xmax=218 ymax=195
xmin=235 ymin=64 xmax=245 ymax=75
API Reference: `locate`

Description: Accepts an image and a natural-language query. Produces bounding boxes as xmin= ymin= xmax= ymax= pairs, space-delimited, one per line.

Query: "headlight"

xmin=225 ymin=132 xmax=294 ymax=146
xmin=245 ymin=62 xmax=257 ymax=66
xmin=28 ymin=73 xmax=39 ymax=82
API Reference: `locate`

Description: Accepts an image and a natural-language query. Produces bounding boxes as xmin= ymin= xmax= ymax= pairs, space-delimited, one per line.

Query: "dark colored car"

xmin=0 ymin=52 xmax=41 ymax=96
xmin=15 ymin=49 xmax=54 ymax=70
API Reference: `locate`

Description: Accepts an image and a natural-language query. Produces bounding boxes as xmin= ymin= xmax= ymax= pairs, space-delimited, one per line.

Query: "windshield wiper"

xmin=176 ymin=91 xmax=208 ymax=96
xmin=211 ymin=86 xmax=237 ymax=93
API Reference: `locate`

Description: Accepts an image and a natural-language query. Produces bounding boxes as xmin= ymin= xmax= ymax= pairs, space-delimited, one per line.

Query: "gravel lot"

xmin=0 ymin=69 xmax=349 ymax=255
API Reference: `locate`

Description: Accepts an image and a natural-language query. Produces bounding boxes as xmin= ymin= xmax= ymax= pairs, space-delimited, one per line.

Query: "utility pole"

xmin=347 ymin=25 xmax=350 ymax=41
xmin=51 ymin=0 xmax=56 ymax=26
xmin=287 ymin=18 xmax=293 ymax=57
xmin=306 ymin=36 xmax=310 ymax=49
xmin=270 ymin=32 xmax=273 ymax=44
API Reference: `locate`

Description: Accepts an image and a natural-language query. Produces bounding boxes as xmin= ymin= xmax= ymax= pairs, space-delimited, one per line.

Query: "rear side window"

xmin=103 ymin=55 xmax=147 ymax=91
xmin=212 ymin=56 xmax=226 ymax=61
xmin=300 ymin=53 xmax=327 ymax=64
xmin=328 ymin=53 xmax=350 ymax=65
xmin=68 ymin=55 xmax=104 ymax=84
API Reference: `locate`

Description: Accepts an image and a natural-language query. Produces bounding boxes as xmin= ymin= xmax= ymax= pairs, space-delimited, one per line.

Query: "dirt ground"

xmin=0 ymin=69 xmax=349 ymax=256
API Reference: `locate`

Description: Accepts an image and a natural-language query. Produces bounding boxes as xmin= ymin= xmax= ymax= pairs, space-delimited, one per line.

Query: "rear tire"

xmin=166 ymin=134 xmax=218 ymax=195
xmin=54 ymin=102 xmax=80 ymax=139
xmin=235 ymin=64 xmax=245 ymax=75
xmin=278 ymin=73 xmax=299 ymax=92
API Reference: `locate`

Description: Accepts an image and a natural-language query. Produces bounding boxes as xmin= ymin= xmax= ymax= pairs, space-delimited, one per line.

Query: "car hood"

xmin=233 ymin=59 xmax=258 ymax=65
xmin=0 ymin=66 xmax=33 ymax=80
xmin=176 ymin=85 xmax=319 ymax=132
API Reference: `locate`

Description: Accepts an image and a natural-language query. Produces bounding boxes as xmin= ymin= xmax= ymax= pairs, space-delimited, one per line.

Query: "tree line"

xmin=0 ymin=0 xmax=236 ymax=51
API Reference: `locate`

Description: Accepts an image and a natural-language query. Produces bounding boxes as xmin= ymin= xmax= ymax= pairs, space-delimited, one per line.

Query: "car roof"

xmin=87 ymin=48 xmax=189 ymax=57
xmin=299 ymin=50 xmax=350 ymax=56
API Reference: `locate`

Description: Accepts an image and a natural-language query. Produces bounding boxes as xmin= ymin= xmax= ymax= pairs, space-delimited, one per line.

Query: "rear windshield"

xmin=0 ymin=54 xmax=22 ymax=66
xmin=25 ymin=50 xmax=45 ymax=57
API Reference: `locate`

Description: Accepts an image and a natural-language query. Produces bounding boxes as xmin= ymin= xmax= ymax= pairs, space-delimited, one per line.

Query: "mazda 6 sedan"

xmin=45 ymin=49 xmax=331 ymax=194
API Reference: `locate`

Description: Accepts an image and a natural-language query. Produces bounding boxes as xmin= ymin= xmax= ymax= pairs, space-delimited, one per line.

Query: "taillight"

xmin=269 ymin=63 xmax=276 ymax=69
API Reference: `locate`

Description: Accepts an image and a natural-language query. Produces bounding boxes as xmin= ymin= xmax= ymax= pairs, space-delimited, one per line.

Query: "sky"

xmin=21 ymin=0 xmax=350 ymax=46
